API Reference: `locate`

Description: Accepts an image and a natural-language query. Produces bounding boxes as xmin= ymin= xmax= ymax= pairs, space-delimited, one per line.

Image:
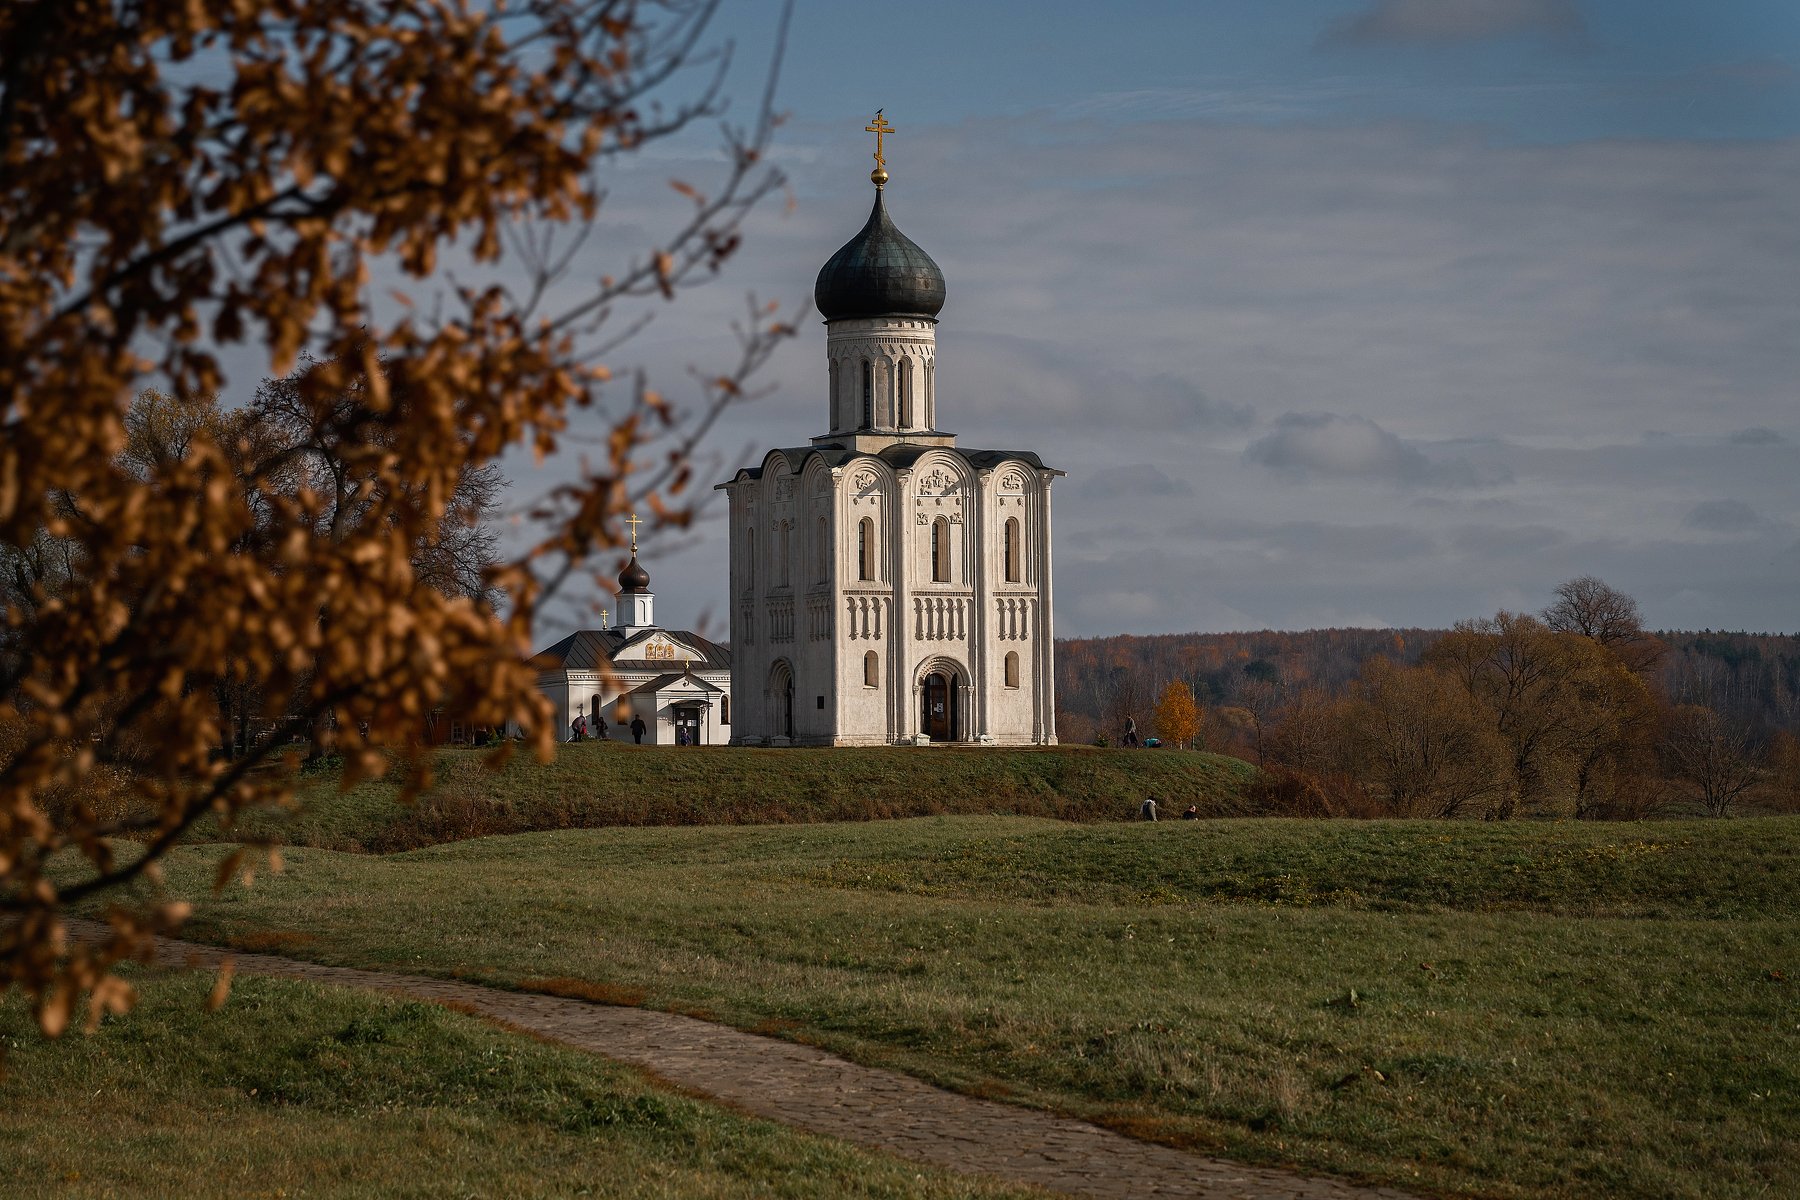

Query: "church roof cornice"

xmin=629 ymin=672 xmax=725 ymax=695
xmin=719 ymin=444 xmax=1060 ymax=487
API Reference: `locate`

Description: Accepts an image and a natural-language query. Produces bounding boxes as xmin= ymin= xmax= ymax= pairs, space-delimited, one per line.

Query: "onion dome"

xmin=617 ymin=553 xmax=650 ymax=594
xmin=813 ymin=190 xmax=945 ymax=321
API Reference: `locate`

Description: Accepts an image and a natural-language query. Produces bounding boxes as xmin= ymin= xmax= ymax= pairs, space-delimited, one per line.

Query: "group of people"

xmin=570 ymin=713 xmax=648 ymax=743
xmin=1138 ymin=796 xmax=1201 ymax=822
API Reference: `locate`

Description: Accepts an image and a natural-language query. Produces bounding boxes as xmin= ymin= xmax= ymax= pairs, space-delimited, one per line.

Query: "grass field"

xmin=0 ymin=970 xmax=1036 ymax=1200
xmin=119 ymin=815 xmax=1800 ymax=1200
xmin=212 ymin=742 xmax=1256 ymax=851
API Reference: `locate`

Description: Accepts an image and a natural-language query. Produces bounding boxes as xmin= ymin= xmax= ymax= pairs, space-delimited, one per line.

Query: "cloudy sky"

xmin=504 ymin=0 xmax=1800 ymax=640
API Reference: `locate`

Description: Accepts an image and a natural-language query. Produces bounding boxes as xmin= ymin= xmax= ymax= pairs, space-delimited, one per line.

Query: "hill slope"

xmin=225 ymin=744 xmax=1255 ymax=852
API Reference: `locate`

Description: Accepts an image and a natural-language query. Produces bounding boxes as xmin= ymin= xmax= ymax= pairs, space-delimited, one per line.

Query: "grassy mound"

xmin=0 ymin=970 xmax=1033 ymax=1199
xmin=221 ymin=743 xmax=1255 ymax=852
xmin=140 ymin=815 xmax=1800 ymax=1200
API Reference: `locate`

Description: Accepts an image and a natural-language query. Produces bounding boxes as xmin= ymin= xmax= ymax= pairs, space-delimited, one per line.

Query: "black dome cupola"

xmin=617 ymin=553 xmax=650 ymax=594
xmin=813 ymin=189 xmax=946 ymax=322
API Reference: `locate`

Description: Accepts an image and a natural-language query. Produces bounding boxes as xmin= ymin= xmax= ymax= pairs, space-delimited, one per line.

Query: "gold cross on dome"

xmin=865 ymin=111 xmax=894 ymax=167
xmin=624 ymin=512 xmax=643 ymax=553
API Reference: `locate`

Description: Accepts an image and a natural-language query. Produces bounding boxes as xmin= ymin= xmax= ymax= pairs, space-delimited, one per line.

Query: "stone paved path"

xmin=74 ymin=920 xmax=1428 ymax=1200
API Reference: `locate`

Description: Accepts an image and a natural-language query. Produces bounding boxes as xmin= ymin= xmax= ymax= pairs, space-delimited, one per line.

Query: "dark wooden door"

xmin=923 ymin=673 xmax=954 ymax=742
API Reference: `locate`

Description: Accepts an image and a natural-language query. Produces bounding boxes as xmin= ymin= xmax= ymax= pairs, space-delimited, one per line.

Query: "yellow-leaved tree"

xmin=1 ymin=0 xmax=794 ymax=1038
xmin=1152 ymin=682 xmax=1202 ymax=750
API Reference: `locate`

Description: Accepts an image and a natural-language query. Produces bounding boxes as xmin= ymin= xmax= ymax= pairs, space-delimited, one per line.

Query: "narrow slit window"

xmin=861 ymin=360 xmax=873 ymax=429
xmin=1005 ymin=651 xmax=1021 ymax=688
xmin=1004 ymin=517 xmax=1021 ymax=583
xmin=931 ymin=516 xmax=950 ymax=583
xmin=899 ymin=359 xmax=913 ymax=428
xmin=858 ymin=516 xmax=876 ymax=581
xmin=864 ymin=650 xmax=880 ymax=688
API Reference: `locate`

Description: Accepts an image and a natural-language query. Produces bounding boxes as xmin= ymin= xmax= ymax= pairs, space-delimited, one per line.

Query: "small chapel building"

xmin=530 ymin=545 xmax=732 ymax=745
xmin=718 ymin=119 xmax=1061 ymax=746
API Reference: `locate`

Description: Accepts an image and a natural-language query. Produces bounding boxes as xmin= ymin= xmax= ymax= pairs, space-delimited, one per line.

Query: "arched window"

xmin=931 ymin=516 xmax=950 ymax=583
xmin=745 ymin=527 xmax=755 ymax=592
xmin=779 ymin=518 xmax=791 ymax=586
xmin=858 ymin=516 xmax=876 ymax=581
xmin=898 ymin=359 xmax=913 ymax=428
xmin=861 ymin=360 xmax=873 ymax=429
xmin=1005 ymin=651 xmax=1021 ymax=688
xmin=864 ymin=650 xmax=879 ymax=688
xmin=721 ymin=696 xmax=730 ymax=725
xmin=817 ymin=515 xmax=829 ymax=583
xmin=1004 ymin=516 xmax=1021 ymax=583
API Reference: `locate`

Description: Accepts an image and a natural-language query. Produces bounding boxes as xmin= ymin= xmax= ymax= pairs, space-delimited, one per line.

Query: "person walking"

xmin=630 ymin=715 xmax=647 ymax=744
xmin=594 ymin=714 xmax=609 ymax=741
xmin=1123 ymin=716 xmax=1140 ymax=747
xmin=1140 ymin=795 xmax=1158 ymax=821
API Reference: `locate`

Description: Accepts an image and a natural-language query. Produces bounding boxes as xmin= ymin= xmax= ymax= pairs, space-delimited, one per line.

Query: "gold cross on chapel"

xmin=624 ymin=512 xmax=643 ymax=553
xmin=865 ymin=110 xmax=894 ymax=188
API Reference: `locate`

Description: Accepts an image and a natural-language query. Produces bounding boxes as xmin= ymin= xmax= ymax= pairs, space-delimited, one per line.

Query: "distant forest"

xmin=1057 ymin=627 xmax=1800 ymax=745
xmin=1055 ymin=605 xmax=1799 ymax=819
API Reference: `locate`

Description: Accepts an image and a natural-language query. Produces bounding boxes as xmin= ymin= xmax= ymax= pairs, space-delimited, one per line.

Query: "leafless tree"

xmin=1543 ymin=576 xmax=1662 ymax=671
xmin=1661 ymin=704 xmax=1759 ymax=817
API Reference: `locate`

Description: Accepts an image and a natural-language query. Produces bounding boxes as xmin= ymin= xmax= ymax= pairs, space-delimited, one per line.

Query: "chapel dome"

xmin=813 ymin=190 xmax=945 ymax=321
xmin=617 ymin=553 xmax=650 ymax=594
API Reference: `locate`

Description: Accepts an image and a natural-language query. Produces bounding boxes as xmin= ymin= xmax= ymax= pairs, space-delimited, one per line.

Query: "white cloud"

xmin=1247 ymin=412 xmax=1427 ymax=478
xmin=1244 ymin=412 xmax=1507 ymax=487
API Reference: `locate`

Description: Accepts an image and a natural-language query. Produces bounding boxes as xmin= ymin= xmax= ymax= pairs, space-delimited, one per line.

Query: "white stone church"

xmin=718 ymin=135 xmax=1061 ymax=745
xmin=530 ymin=548 xmax=733 ymax=745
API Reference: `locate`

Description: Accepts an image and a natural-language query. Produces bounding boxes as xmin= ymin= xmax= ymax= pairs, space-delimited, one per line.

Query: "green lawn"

xmin=125 ymin=816 xmax=1800 ymax=1200
xmin=209 ymin=743 xmax=1255 ymax=852
xmin=0 ymin=970 xmax=1037 ymax=1200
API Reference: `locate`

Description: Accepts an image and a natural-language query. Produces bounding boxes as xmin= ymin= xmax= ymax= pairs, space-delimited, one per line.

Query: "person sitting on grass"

xmin=1140 ymin=795 xmax=1158 ymax=821
xmin=1181 ymin=805 xmax=1199 ymax=820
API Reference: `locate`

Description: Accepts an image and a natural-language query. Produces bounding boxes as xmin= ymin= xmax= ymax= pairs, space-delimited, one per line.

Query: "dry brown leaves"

xmin=2 ymin=0 xmax=791 ymax=1036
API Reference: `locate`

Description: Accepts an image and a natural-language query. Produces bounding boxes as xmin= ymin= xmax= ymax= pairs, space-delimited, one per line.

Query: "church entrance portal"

xmin=921 ymin=673 xmax=957 ymax=742
xmin=768 ymin=660 xmax=796 ymax=742
xmin=673 ymin=706 xmax=702 ymax=746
